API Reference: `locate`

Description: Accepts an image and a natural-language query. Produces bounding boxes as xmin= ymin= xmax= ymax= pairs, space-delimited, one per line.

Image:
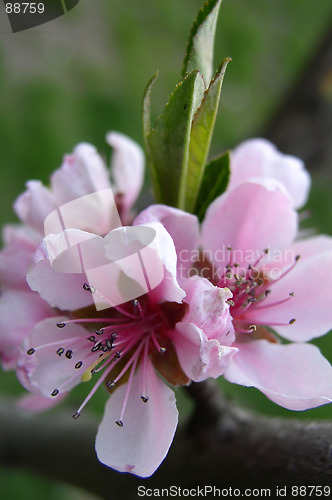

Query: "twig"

xmin=263 ymin=20 xmax=332 ymax=171
xmin=1 ymin=385 xmax=331 ymax=499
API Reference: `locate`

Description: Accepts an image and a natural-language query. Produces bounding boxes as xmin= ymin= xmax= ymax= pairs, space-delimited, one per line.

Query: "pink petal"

xmin=244 ymin=252 xmax=332 ymax=341
xmin=182 ymin=276 xmax=235 ymax=345
xmin=17 ymin=392 xmax=67 ymax=412
xmin=134 ymin=204 xmax=200 ymax=282
xmin=0 ymin=289 xmax=54 ymax=370
xmin=0 ymin=225 xmax=39 ymax=290
xmin=51 ymin=143 xmax=111 ymax=205
xmin=140 ymin=222 xmax=185 ymax=304
xmin=95 ymin=358 xmax=178 ymax=477
xmin=229 ymin=139 xmax=311 ymax=209
xmin=17 ymin=317 xmax=88 ymax=398
xmin=201 ymin=183 xmax=298 ymax=269
xmin=26 ymin=239 xmax=94 ymax=311
xmin=14 ymin=180 xmax=55 ymax=233
xmin=224 ymin=340 xmax=332 ymax=410
xmin=291 ymin=234 xmax=332 ymax=259
xmin=174 ymin=322 xmax=238 ymax=382
xmin=106 ymin=131 xmax=144 ymax=211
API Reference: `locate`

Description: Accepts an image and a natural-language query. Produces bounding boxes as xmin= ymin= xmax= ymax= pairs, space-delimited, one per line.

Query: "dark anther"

xmin=132 ymin=299 xmax=139 ymax=307
xmin=72 ymin=412 xmax=80 ymax=419
xmin=289 ymin=318 xmax=296 ymax=324
xmin=295 ymin=255 xmax=301 ymax=262
xmin=83 ymin=283 xmax=91 ymax=292
xmin=107 ymin=381 xmax=115 ymax=388
xmin=88 ymin=335 xmax=96 ymax=342
xmin=159 ymin=347 xmax=166 ymax=354
xmin=141 ymin=396 xmax=149 ymax=403
xmin=75 ymin=361 xmax=83 ymax=369
xmin=114 ymin=351 xmax=121 ymax=359
xmin=56 ymin=348 xmax=64 ymax=356
xmin=95 ymin=329 xmax=104 ymax=335
xmin=57 ymin=322 xmax=66 ymax=328
xmin=27 ymin=348 xmax=35 ymax=355
xmin=115 ymin=420 xmax=124 ymax=427
xmin=51 ymin=389 xmax=59 ymax=397
xmin=91 ymin=343 xmax=101 ymax=352
xmin=65 ymin=350 xmax=73 ymax=359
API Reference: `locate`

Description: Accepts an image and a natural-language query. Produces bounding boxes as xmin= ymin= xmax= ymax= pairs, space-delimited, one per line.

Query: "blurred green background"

xmin=1 ymin=0 xmax=332 ymax=498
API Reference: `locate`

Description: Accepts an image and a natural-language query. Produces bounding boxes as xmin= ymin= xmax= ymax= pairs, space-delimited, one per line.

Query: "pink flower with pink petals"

xmin=0 ymin=133 xmax=144 ymax=371
xmin=17 ymin=222 xmax=235 ymax=477
xmin=137 ymin=180 xmax=332 ymax=412
xmin=228 ymin=138 xmax=311 ymax=209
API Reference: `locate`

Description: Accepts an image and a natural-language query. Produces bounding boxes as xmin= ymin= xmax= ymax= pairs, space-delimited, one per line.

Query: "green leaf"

xmin=182 ymin=0 xmax=222 ymax=86
xmin=195 ymin=151 xmax=230 ymax=222
xmin=142 ymin=72 xmax=159 ymax=192
xmin=184 ymin=58 xmax=230 ymax=212
xmin=147 ymin=71 xmax=205 ymax=207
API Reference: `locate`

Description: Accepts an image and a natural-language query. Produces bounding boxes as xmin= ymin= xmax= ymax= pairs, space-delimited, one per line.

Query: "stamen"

xmin=57 ymin=322 xmax=66 ymax=328
xmin=57 ymin=348 xmax=64 ymax=356
xmin=27 ymin=348 xmax=35 ymax=355
xmin=75 ymin=361 xmax=83 ymax=369
xmin=252 ymin=248 xmax=269 ymax=268
xmin=141 ymin=339 xmax=149 ymax=403
xmin=289 ymin=318 xmax=296 ymax=324
xmin=72 ymin=412 xmax=80 ymax=419
xmin=132 ymin=298 xmax=144 ymax=318
xmin=31 ymin=336 xmax=83 ymax=352
xmin=150 ymin=329 xmax=166 ymax=353
xmin=141 ymin=396 xmax=149 ymax=403
xmin=73 ymin=355 xmax=118 ymax=416
xmin=254 ymin=294 xmax=294 ymax=311
xmin=116 ymin=350 xmax=140 ymax=426
xmin=115 ymin=420 xmax=123 ymax=427
xmin=51 ymin=389 xmax=59 ymax=397
xmin=65 ymin=350 xmax=73 ymax=359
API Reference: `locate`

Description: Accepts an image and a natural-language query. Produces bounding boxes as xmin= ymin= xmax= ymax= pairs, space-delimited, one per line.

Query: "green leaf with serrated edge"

xmin=184 ymin=58 xmax=230 ymax=212
xmin=195 ymin=151 xmax=230 ymax=222
xmin=182 ymin=0 xmax=222 ymax=86
xmin=142 ymin=72 xmax=159 ymax=196
xmin=147 ymin=71 xmax=205 ymax=207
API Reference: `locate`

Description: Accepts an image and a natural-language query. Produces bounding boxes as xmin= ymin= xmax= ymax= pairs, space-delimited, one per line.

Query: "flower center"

xmin=27 ymin=283 xmax=188 ymax=426
xmin=200 ymin=247 xmax=299 ymax=336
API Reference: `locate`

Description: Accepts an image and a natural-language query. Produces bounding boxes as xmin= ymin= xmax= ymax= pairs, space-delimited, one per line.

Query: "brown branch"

xmin=263 ymin=20 xmax=332 ymax=171
xmin=1 ymin=382 xmax=331 ymax=499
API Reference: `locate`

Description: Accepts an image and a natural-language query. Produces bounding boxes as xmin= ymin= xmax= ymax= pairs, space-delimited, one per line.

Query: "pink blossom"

xmin=138 ymin=181 xmax=332 ymax=411
xmin=228 ymin=138 xmax=311 ymax=209
xmin=0 ymin=134 xmax=144 ymax=369
xmin=17 ymin=222 xmax=236 ymax=477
